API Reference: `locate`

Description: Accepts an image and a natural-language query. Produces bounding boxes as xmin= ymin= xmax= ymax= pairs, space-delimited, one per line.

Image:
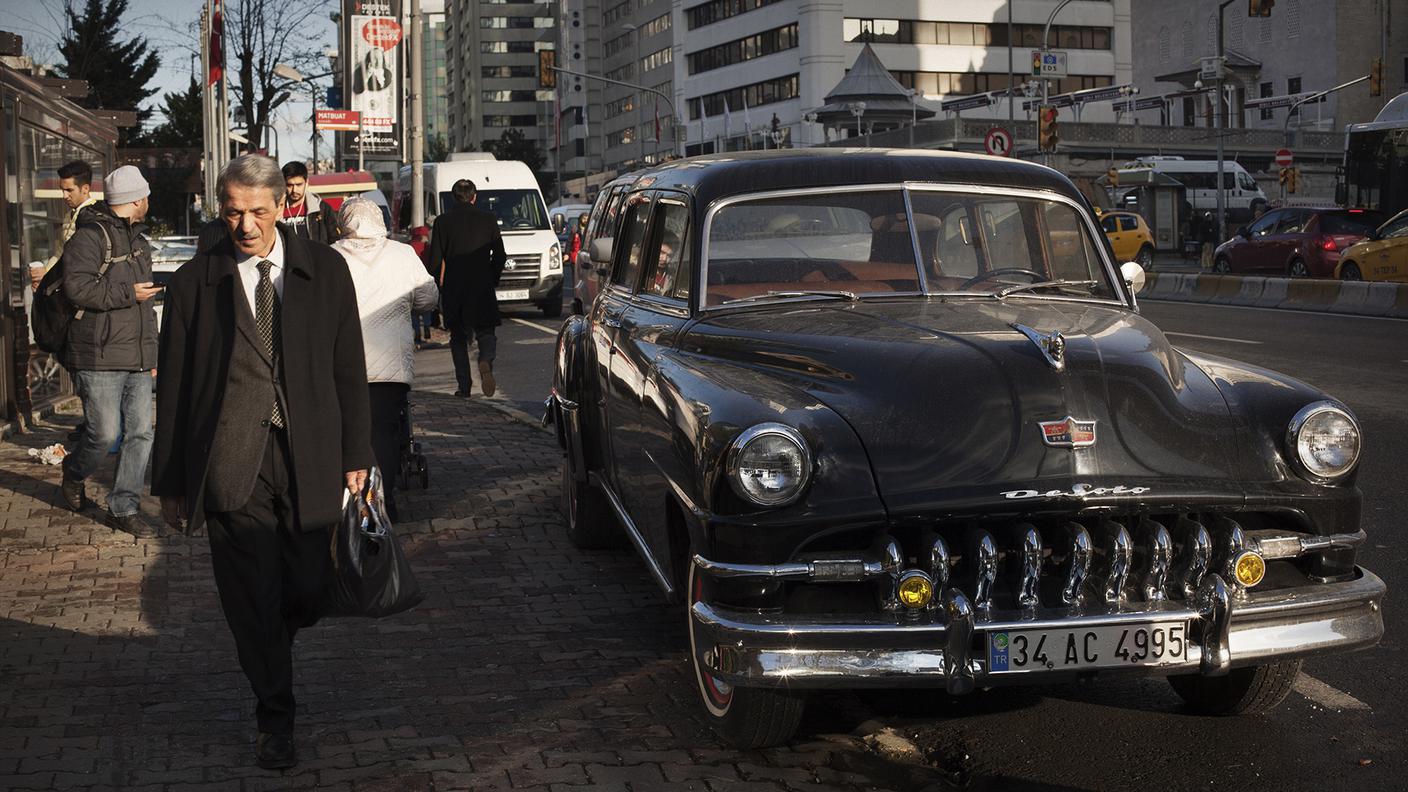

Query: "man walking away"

xmin=33 ymin=160 xmax=99 ymax=291
xmin=428 ymin=179 xmax=506 ymax=397
xmin=153 ymin=154 xmax=371 ymax=771
xmin=279 ymin=161 xmax=339 ymax=244
xmin=58 ymin=166 xmax=161 ymax=532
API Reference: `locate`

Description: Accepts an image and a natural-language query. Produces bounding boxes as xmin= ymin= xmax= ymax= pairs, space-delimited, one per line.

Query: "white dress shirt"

xmin=234 ymin=231 xmax=286 ymax=315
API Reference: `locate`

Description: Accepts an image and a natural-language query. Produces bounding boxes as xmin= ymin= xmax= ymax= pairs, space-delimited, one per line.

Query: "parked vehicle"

xmin=393 ymin=153 xmax=563 ymax=317
xmin=1335 ymin=207 xmax=1408 ymax=281
xmin=1098 ymin=210 xmax=1155 ymax=267
xmin=571 ymin=171 xmax=639 ymax=315
xmin=1213 ymin=207 xmax=1383 ymax=277
xmin=1115 ymin=156 xmax=1268 ymax=224
xmin=546 ymin=149 xmax=1384 ymax=748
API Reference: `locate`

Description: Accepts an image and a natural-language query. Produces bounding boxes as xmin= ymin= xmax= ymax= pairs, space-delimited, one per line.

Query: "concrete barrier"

xmin=1138 ymin=271 xmax=1408 ymax=318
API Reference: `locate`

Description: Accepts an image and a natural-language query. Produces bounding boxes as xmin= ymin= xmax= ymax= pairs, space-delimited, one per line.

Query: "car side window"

xmin=1118 ymin=215 xmax=1140 ymax=232
xmin=1277 ymin=210 xmax=1309 ymax=234
xmin=611 ymin=194 xmax=652 ymax=289
xmin=1100 ymin=215 xmax=1119 ymax=233
xmin=1248 ymin=211 xmax=1281 ymax=237
xmin=640 ymin=199 xmax=691 ymax=301
xmin=1381 ymin=217 xmax=1408 ymax=239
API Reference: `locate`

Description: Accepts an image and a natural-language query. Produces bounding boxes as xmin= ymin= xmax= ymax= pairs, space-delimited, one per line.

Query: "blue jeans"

xmin=63 ymin=370 xmax=154 ymax=518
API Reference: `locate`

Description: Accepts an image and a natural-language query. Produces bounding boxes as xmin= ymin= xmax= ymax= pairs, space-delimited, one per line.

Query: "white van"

xmin=393 ymin=153 xmax=563 ymax=317
xmin=1114 ymin=156 xmax=1268 ymax=223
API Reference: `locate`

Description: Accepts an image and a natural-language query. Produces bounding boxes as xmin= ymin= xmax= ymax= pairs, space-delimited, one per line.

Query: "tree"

xmin=145 ymin=78 xmax=204 ymax=148
xmin=486 ymin=128 xmax=555 ymax=197
xmin=226 ymin=0 xmax=333 ymax=153
xmin=57 ymin=0 xmax=160 ymax=147
xmin=426 ymin=133 xmax=450 ymax=163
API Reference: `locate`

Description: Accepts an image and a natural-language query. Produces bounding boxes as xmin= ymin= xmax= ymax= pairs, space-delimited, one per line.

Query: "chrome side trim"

xmin=1247 ymin=528 xmax=1366 ymax=560
xmin=693 ymin=553 xmax=897 ymax=582
xmin=591 ymin=473 xmax=675 ymax=597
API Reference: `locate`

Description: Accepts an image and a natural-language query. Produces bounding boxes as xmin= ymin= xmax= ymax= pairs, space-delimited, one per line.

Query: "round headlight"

xmin=726 ymin=423 xmax=812 ymax=507
xmin=1287 ymin=401 xmax=1361 ymax=481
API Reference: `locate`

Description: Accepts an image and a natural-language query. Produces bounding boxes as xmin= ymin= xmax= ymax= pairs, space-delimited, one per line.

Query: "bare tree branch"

xmin=226 ymin=0 xmax=333 ymax=150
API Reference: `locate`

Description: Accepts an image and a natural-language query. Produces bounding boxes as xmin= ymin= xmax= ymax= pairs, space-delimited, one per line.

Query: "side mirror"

xmin=1120 ymin=261 xmax=1147 ymax=293
xmin=589 ymin=237 xmax=613 ymax=266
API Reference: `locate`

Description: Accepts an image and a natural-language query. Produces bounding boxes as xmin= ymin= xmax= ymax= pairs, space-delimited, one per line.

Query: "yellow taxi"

xmin=1097 ymin=210 xmax=1155 ymax=267
xmin=1336 ymin=208 xmax=1408 ymax=281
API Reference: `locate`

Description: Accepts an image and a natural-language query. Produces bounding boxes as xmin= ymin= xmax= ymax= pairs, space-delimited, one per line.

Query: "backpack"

xmin=32 ymin=223 xmax=128 ymax=355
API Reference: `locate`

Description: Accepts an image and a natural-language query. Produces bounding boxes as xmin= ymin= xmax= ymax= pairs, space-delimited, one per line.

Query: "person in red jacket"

xmin=408 ymin=226 xmax=439 ymax=347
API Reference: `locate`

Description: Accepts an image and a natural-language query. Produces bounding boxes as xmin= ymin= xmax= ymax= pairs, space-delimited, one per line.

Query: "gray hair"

xmin=217 ymin=154 xmax=285 ymax=207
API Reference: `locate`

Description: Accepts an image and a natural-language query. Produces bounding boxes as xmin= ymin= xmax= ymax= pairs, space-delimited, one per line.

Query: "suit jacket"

xmin=152 ymin=227 xmax=373 ymax=534
xmin=428 ymin=203 xmax=506 ymax=326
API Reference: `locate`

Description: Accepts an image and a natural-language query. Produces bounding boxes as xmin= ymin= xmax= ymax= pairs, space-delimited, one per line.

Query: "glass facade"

xmin=843 ymin=19 xmax=1112 ymax=50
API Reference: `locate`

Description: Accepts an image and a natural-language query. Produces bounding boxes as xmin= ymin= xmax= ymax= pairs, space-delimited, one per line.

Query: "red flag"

xmin=208 ymin=0 xmax=224 ymax=85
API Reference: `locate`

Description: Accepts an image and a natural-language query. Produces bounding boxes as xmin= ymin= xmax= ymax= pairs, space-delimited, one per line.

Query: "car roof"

xmin=629 ymin=149 xmax=1088 ymax=209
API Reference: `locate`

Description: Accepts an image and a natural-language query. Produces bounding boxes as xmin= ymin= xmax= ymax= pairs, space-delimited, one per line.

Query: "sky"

xmin=0 ymin=0 xmax=339 ymax=163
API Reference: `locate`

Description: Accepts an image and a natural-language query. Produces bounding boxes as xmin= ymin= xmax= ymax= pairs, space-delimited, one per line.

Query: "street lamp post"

xmin=906 ymin=88 xmax=919 ymax=148
xmin=1041 ymin=0 xmax=1076 ymax=167
xmin=848 ymin=101 xmax=866 ymax=140
xmin=1214 ymin=0 xmax=1236 ymax=247
xmin=274 ymin=63 xmax=336 ymax=172
xmin=803 ymin=111 xmax=818 ymax=147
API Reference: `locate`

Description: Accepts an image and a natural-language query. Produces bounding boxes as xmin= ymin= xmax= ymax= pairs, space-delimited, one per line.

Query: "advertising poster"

xmin=342 ymin=0 xmax=402 ymax=158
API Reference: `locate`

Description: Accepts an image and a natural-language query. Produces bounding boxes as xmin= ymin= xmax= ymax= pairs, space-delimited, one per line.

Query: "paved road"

xmin=413 ymin=303 xmax=565 ymax=421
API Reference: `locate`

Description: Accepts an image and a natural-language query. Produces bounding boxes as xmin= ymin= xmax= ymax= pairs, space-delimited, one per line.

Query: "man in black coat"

xmin=152 ymin=154 xmax=371 ymax=770
xmin=428 ymin=178 xmax=506 ymax=397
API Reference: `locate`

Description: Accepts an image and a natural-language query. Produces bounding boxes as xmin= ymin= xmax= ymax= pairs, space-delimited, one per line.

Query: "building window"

xmin=481 ymin=40 xmax=540 ymax=53
xmin=685 ymin=0 xmax=783 ymax=30
xmin=605 ymin=62 xmax=634 ymax=82
xmin=841 ymin=19 xmax=1111 ymax=51
xmin=1181 ymin=19 xmax=1193 ymax=59
xmin=1287 ymin=0 xmax=1302 ymax=38
xmin=640 ymin=47 xmax=672 ymax=74
xmin=642 ymin=13 xmax=670 ymax=38
xmin=605 ymin=30 xmax=633 ymax=58
xmin=483 ymin=90 xmax=542 ymax=102
xmin=688 ymin=24 xmax=798 ymax=75
xmin=483 ymin=65 xmax=537 ymax=78
xmin=606 ymin=95 xmax=636 ymax=116
xmin=604 ymin=0 xmax=629 ymax=25
xmin=479 ymin=16 xmax=552 ymax=28
xmin=1158 ymin=26 xmax=1170 ymax=64
xmin=689 ymin=73 xmax=799 ymax=118
xmin=483 ymin=114 xmax=539 ymax=127
xmin=1259 ymin=81 xmax=1274 ymax=121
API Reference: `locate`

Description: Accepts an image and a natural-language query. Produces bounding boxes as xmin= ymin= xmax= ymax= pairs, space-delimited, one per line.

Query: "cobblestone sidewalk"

xmin=0 ymin=393 xmax=949 ymax=792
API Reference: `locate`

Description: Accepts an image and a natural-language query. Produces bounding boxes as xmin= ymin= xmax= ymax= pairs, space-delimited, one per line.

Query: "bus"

xmin=1340 ymin=91 xmax=1408 ymax=218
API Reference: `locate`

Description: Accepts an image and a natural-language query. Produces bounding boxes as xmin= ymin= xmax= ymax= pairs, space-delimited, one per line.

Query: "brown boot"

xmin=478 ymin=360 xmax=496 ymax=397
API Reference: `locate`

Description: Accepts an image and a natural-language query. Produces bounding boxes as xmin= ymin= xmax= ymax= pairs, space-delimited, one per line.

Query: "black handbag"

xmin=321 ymin=468 xmax=425 ymax=618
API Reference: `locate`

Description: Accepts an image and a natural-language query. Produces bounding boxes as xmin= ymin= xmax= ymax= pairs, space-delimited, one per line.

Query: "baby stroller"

xmin=399 ymin=398 xmax=429 ymax=490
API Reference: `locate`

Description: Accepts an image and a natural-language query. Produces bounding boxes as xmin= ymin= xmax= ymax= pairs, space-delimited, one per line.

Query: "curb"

xmin=1140 ymin=272 xmax=1408 ymax=318
xmin=0 ymin=395 xmax=81 ymax=441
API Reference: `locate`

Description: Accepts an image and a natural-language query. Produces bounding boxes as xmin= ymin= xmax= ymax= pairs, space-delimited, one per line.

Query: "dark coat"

xmin=152 ymin=226 xmax=373 ymax=534
xmin=59 ymin=203 xmax=159 ymax=371
xmin=279 ymin=195 xmax=340 ymax=245
xmin=428 ymin=203 xmax=506 ymax=327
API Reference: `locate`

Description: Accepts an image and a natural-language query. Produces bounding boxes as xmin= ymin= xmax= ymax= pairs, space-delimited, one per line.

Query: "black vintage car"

xmin=545 ymin=150 xmax=1384 ymax=748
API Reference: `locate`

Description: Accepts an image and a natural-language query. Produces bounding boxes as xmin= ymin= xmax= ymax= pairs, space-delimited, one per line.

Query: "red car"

xmin=1213 ymin=207 xmax=1384 ymax=277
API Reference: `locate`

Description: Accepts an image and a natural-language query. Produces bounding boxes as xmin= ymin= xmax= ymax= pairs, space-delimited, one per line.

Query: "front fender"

xmin=551 ymin=315 xmax=592 ymax=454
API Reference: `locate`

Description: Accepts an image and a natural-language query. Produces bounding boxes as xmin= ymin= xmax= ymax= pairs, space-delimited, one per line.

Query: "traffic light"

xmin=1278 ymin=167 xmax=1289 ymax=188
xmin=539 ymin=49 xmax=556 ymax=89
xmin=1287 ymin=168 xmax=1300 ymax=194
xmin=1038 ymin=106 xmax=1059 ymax=152
xmin=1370 ymin=57 xmax=1383 ymax=97
xmin=1248 ymin=0 xmax=1273 ymax=17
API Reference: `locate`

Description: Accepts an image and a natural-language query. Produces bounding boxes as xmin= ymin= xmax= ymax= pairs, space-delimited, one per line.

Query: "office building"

xmin=445 ymin=0 xmax=555 ymax=155
xmin=421 ymin=0 xmax=450 ymax=149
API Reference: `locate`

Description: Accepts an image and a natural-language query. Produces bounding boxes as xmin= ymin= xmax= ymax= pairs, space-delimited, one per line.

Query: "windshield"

xmin=703 ymin=188 xmax=1116 ymax=306
xmin=438 ymin=189 xmax=549 ymax=231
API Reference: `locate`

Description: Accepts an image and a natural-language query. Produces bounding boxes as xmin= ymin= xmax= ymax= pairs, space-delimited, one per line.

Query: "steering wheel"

xmin=957 ymin=268 xmax=1046 ymax=290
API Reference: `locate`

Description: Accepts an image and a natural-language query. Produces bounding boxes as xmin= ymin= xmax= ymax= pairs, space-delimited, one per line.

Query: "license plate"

xmin=988 ymin=621 xmax=1189 ymax=673
xmin=496 ymin=289 xmax=530 ymax=301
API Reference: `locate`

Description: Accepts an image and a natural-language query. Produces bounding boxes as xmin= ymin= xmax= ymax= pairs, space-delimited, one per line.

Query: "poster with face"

xmin=342 ymin=0 xmax=402 ymax=157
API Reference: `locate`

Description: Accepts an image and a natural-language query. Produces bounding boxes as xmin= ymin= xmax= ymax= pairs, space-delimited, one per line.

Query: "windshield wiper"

xmin=722 ymin=289 xmax=860 ymax=305
xmin=994 ymin=280 xmax=1099 ymax=299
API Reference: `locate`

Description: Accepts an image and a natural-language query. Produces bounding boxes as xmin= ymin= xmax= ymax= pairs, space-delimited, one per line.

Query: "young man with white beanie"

xmin=332 ymin=197 xmax=439 ymax=519
xmin=58 ymin=164 xmax=163 ymax=533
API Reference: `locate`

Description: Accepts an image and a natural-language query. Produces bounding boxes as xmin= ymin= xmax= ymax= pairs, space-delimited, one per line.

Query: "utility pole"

xmin=409 ymin=0 xmax=425 ymax=227
xmin=1007 ymin=0 xmax=1014 ymax=124
xmin=1214 ymin=0 xmax=1234 ymax=248
xmin=1041 ymin=0 xmax=1075 ymax=167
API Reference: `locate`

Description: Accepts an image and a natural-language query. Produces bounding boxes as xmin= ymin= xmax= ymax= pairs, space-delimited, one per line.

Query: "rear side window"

xmin=1276 ymin=210 xmax=1310 ymax=234
xmin=1318 ymin=212 xmax=1383 ymax=236
xmin=612 ymin=194 xmax=652 ymax=289
xmin=586 ymin=186 xmax=617 ymax=240
xmin=1100 ymin=215 xmax=1119 ymax=233
xmin=1118 ymin=215 xmax=1140 ymax=232
xmin=641 ymin=199 xmax=691 ymax=301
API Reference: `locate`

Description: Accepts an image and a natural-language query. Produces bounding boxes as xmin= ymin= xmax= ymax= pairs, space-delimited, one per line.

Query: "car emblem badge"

xmin=1039 ymin=417 xmax=1097 ymax=449
xmin=1012 ymin=323 xmax=1066 ymax=371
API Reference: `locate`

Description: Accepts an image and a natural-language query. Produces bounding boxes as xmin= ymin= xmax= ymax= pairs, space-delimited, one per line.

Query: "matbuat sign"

xmin=341 ymin=0 xmax=402 ymax=158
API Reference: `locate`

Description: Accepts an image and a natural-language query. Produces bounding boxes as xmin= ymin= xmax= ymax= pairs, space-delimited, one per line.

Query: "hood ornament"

xmin=1012 ymin=323 xmax=1066 ymax=371
xmin=1038 ymin=416 xmax=1098 ymax=448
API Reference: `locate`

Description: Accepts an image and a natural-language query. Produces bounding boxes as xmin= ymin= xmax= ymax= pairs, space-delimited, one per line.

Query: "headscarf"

xmin=336 ymin=196 xmax=390 ymax=257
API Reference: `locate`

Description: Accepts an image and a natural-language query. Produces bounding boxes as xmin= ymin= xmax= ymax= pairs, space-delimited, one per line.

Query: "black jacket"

xmin=428 ymin=203 xmax=507 ymax=326
xmin=152 ymin=227 xmax=373 ymax=534
xmin=59 ymin=203 xmax=159 ymax=372
xmin=279 ymin=195 xmax=340 ymax=245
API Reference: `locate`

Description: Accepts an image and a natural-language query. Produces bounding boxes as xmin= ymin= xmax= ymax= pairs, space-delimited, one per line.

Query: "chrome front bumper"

xmin=690 ymin=561 xmax=1385 ymax=691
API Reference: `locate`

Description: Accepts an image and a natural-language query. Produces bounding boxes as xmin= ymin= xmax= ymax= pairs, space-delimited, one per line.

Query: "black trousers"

xmin=206 ymin=428 xmax=331 ymax=735
xmin=443 ymin=299 xmax=497 ymax=394
xmin=368 ymin=382 xmax=409 ymax=520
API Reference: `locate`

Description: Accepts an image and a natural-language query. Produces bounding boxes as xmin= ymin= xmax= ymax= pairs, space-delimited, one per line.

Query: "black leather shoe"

xmin=453 ymin=389 xmax=471 ymax=398
xmin=255 ymin=732 xmax=297 ymax=770
xmin=60 ymin=476 xmax=86 ymax=511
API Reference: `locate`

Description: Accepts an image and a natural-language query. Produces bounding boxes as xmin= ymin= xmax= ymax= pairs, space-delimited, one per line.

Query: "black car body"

xmin=545 ymin=149 xmax=1384 ymax=748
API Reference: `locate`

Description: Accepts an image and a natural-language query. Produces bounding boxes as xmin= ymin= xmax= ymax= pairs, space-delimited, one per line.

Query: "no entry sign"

xmin=1275 ymin=148 xmax=1293 ymax=168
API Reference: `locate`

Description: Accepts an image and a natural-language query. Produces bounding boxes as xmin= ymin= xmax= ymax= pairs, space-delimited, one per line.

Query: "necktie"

xmin=255 ymin=260 xmax=285 ymax=428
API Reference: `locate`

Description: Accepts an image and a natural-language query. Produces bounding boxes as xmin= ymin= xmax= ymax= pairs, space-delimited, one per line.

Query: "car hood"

xmin=682 ymin=298 xmax=1247 ymax=517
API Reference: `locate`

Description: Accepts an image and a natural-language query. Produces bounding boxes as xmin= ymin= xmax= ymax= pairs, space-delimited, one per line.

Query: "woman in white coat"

xmin=333 ymin=198 xmax=440 ymax=517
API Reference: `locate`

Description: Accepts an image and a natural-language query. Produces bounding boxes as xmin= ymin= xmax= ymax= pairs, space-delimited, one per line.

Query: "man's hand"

xmin=345 ymin=469 xmax=368 ymax=496
xmin=160 ymin=495 xmax=187 ymax=534
xmin=134 ymin=281 xmax=163 ymax=302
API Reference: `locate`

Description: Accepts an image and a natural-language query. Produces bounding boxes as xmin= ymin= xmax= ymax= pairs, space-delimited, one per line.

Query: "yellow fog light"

xmin=897 ymin=570 xmax=935 ymax=609
xmin=1233 ymin=551 xmax=1266 ymax=588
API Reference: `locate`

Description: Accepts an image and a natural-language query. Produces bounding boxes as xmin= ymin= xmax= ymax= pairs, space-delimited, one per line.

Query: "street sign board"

xmin=984 ymin=127 xmax=1013 ymax=157
xmin=941 ymin=93 xmax=996 ymax=112
xmin=316 ymin=109 xmax=362 ymax=131
xmin=1022 ymin=93 xmax=1077 ymax=112
xmin=1275 ymin=148 xmax=1293 ymax=167
xmin=1198 ymin=56 xmax=1225 ymax=82
xmin=1031 ymin=50 xmax=1068 ymax=78
xmin=1243 ymin=90 xmax=1324 ymax=110
xmin=1133 ymin=96 xmax=1167 ymax=111
xmin=1072 ymin=85 xmax=1132 ymax=104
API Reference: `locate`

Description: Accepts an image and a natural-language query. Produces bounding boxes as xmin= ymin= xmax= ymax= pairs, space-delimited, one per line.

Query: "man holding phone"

xmin=57 ymin=165 xmax=162 ymax=534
